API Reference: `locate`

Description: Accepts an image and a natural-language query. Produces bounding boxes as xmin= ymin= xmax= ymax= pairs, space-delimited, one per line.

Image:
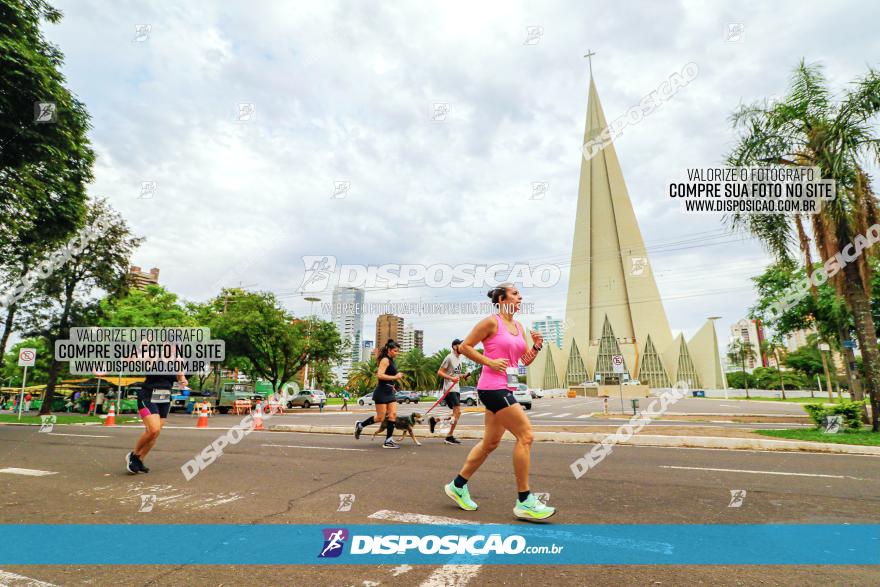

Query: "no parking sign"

xmin=18 ymin=348 xmax=36 ymax=367
xmin=611 ymin=354 xmax=624 ymax=374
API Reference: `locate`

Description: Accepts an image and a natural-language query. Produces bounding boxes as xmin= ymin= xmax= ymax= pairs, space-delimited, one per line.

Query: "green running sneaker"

xmin=444 ymin=482 xmax=478 ymax=511
xmin=514 ymin=493 xmax=556 ymax=521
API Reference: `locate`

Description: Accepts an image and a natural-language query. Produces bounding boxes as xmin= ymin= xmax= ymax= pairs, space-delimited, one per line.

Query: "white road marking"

xmin=660 ymin=465 xmax=864 ymax=480
xmin=529 ymin=412 xmax=553 ymax=418
xmin=0 ymin=468 xmax=57 ymax=477
xmin=576 ymin=413 xmax=595 ymax=419
xmin=552 ymin=413 xmax=572 ymax=418
xmin=369 ymin=510 xmax=484 ymax=587
xmin=0 ymin=569 xmax=59 ymax=586
xmin=420 ymin=565 xmax=482 ymax=587
xmin=369 ymin=510 xmax=484 ymax=525
xmin=261 ymin=443 xmax=367 ymax=452
xmin=47 ymin=432 xmax=110 ymax=438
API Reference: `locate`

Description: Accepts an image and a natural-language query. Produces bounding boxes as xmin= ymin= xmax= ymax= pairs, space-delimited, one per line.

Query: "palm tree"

xmin=727 ymin=339 xmax=757 ymax=398
xmin=760 ymin=338 xmax=788 ymax=399
xmin=347 ymin=358 xmax=377 ymax=394
xmin=397 ymin=348 xmax=434 ymax=391
xmin=727 ymin=60 xmax=880 ymax=430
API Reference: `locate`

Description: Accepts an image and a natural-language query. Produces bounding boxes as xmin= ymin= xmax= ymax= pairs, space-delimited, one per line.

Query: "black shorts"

xmin=372 ymin=388 xmax=397 ymax=405
xmin=477 ymin=389 xmax=518 ymax=414
xmin=137 ymin=388 xmax=171 ymax=419
xmin=444 ymin=391 xmax=461 ymax=409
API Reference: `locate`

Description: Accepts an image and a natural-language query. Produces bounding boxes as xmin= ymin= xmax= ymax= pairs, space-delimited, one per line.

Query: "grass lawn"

xmin=756 ymin=428 xmax=880 ymax=446
xmin=0 ymin=414 xmax=140 ymax=425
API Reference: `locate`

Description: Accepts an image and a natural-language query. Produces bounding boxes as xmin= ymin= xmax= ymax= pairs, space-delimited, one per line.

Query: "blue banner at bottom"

xmin=1 ymin=524 xmax=877 ymax=565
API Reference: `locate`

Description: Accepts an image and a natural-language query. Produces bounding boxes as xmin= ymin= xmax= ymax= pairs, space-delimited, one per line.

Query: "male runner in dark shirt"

xmin=126 ymin=371 xmax=186 ymax=474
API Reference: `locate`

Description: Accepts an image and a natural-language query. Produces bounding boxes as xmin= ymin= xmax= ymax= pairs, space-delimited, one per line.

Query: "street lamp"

xmin=303 ymin=297 xmax=321 ymax=389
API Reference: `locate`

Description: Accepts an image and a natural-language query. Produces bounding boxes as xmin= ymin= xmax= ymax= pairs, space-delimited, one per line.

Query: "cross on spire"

xmin=583 ymin=49 xmax=596 ymax=77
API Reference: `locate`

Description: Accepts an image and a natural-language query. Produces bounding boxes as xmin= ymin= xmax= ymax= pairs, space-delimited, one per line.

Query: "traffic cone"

xmin=196 ymin=402 xmax=209 ymax=428
xmin=104 ymin=403 xmax=116 ymax=426
xmin=252 ymin=400 xmax=265 ymax=431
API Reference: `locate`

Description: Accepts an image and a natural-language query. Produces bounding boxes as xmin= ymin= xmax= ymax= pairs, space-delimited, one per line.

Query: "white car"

xmin=623 ymin=379 xmax=641 ymax=386
xmin=357 ymin=394 xmax=374 ymax=406
xmin=514 ymin=384 xmax=532 ymax=410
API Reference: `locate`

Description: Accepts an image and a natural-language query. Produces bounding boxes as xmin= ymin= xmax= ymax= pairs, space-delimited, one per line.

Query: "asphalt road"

xmin=1 ymin=422 xmax=877 ymax=586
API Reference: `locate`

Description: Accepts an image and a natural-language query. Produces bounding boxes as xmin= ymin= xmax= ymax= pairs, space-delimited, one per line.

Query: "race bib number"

xmin=150 ymin=390 xmax=171 ymax=404
xmin=506 ymin=367 xmax=519 ymax=391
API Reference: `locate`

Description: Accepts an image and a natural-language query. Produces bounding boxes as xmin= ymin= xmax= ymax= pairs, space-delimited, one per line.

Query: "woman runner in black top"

xmin=354 ymin=339 xmax=404 ymax=448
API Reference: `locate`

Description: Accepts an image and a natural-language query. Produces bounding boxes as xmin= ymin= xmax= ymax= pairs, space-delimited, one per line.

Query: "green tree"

xmin=212 ymin=290 xmax=342 ymax=394
xmin=348 ymin=358 xmax=377 ymax=394
xmin=1 ymin=337 xmax=52 ymax=387
xmin=784 ymin=343 xmax=824 ymax=379
xmin=98 ymin=284 xmax=192 ymax=327
xmin=18 ymin=199 xmax=141 ymax=414
xmin=397 ymin=348 xmax=435 ymax=391
xmin=727 ymin=60 xmax=880 ymax=429
xmin=0 ymin=0 xmax=96 ymax=357
xmin=727 ymin=339 xmax=757 ymax=398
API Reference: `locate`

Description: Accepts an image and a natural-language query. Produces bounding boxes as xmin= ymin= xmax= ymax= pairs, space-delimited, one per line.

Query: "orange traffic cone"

xmin=104 ymin=403 xmax=116 ymax=426
xmin=252 ymin=400 xmax=265 ymax=430
xmin=196 ymin=402 xmax=209 ymax=428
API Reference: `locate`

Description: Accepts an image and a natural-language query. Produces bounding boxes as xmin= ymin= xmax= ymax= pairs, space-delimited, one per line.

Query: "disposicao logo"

xmin=318 ymin=528 xmax=348 ymax=558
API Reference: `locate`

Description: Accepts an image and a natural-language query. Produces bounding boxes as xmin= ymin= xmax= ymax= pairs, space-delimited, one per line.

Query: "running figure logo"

xmin=299 ymin=255 xmax=336 ymax=293
xmin=337 ymin=494 xmax=355 ymax=512
xmin=318 ymin=528 xmax=348 ymax=558
xmin=38 ymin=415 xmax=56 ymax=433
xmin=728 ymin=489 xmax=747 ymax=508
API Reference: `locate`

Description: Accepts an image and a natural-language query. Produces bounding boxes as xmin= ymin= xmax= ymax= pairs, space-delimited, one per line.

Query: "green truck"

xmin=191 ymin=380 xmax=298 ymax=414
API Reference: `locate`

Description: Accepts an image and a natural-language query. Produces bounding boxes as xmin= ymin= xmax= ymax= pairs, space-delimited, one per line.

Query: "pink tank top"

xmin=477 ymin=315 xmax=527 ymax=390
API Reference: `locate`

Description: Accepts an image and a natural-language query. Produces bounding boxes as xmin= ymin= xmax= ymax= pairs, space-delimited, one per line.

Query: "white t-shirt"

xmin=440 ymin=352 xmax=463 ymax=393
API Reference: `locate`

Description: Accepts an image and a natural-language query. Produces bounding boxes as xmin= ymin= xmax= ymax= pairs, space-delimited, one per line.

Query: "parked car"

xmin=288 ymin=389 xmax=326 ymax=409
xmin=395 ymin=390 xmax=421 ymax=403
xmin=529 ymin=387 xmax=545 ymax=399
xmin=623 ymin=379 xmax=641 ymax=386
xmin=514 ymin=384 xmax=532 ymax=410
xmin=357 ymin=394 xmax=374 ymax=406
xmin=458 ymin=386 xmax=481 ymax=407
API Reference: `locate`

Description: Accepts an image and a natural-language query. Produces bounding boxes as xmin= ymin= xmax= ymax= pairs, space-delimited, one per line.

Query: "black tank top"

xmin=375 ymin=357 xmax=398 ymax=393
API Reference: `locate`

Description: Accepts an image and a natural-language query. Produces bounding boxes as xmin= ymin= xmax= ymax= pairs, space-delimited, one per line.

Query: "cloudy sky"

xmin=42 ymin=0 xmax=880 ymax=356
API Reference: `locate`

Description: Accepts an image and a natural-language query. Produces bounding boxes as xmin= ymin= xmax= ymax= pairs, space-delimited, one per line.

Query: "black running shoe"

xmin=445 ymin=436 xmax=462 ymax=445
xmin=135 ymin=456 xmax=150 ymax=473
xmin=429 ymin=417 xmax=437 ymax=433
xmin=125 ymin=452 xmax=138 ymax=474
xmin=382 ymin=439 xmax=400 ymax=449
xmin=354 ymin=421 xmax=363 ymax=440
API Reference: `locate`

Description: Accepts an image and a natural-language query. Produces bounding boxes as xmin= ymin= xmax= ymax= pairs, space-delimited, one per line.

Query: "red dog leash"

xmin=425 ymin=380 xmax=456 ymax=416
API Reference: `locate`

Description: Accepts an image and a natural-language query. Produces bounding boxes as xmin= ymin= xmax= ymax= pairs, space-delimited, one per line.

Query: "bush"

xmin=802 ymin=403 xmax=828 ymax=429
xmin=830 ymin=400 xmax=864 ymax=430
xmin=802 ymin=401 xmax=864 ymax=430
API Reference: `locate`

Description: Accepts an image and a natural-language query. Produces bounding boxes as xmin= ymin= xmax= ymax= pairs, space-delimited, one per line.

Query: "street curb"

xmin=267 ymin=424 xmax=880 ymax=456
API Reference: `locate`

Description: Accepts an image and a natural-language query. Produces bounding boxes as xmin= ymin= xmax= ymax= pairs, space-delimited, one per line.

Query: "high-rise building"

xmin=399 ymin=324 xmax=424 ymax=353
xmin=129 ymin=266 xmax=160 ymax=290
xmin=532 ymin=316 xmax=565 ymax=349
xmin=376 ymin=314 xmax=404 ymax=347
xmin=330 ymin=286 xmax=364 ymax=383
xmin=526 ymin=70 xmax=726 ymax=390
xmin=729 ymin=318 xmax=766 ymax=371
xmin=361 ymin=340 xmax=375 ymax=362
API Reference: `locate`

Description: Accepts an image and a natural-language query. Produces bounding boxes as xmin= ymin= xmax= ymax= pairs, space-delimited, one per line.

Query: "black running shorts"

xmin=444 ymin=391 xmax=461 ymax=408
xmin=477 ymin=389 xmax=517 ymax=414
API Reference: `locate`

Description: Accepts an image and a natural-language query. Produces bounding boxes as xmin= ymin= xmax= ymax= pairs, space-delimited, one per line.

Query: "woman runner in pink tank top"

xmin=443 ymin=283 xmax=557 ymax=520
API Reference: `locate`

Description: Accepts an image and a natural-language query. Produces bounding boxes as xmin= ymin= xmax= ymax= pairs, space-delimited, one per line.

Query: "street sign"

xmin=818 ymin=343 xmax=830 ymax=351
xmin=611 ymin=354 xmax=624 ymax=374
xmin=18 ymin=348 xmax=36 ymax=367
xmin=843 ymin=340 xmax=856 ymax=349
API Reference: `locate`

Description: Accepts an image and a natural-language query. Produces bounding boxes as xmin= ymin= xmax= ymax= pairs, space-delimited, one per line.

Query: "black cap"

xmin=452 ymin=339 xmax=463 ymax=347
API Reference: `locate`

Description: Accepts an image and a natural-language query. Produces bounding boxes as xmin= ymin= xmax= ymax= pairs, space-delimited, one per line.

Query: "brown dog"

xmin=372 ymin=412 xmax=424 ymax=445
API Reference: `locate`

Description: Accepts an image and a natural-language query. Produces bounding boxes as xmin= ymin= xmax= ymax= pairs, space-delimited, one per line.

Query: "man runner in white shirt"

xmin=430 ymin=338 xmax=468 ymax=445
